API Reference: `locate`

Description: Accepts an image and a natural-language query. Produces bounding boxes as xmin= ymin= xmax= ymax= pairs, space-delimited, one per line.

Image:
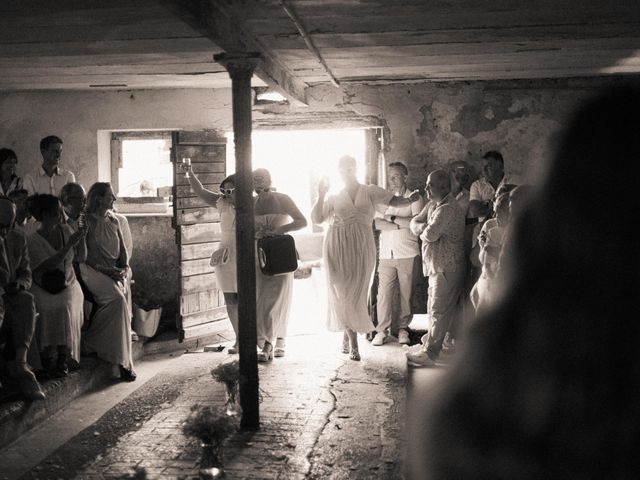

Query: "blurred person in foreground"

xmin=409 ymin=87 xmax=640 ymax=479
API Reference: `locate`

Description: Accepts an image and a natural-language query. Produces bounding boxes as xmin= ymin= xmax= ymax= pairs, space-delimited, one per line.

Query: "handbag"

xmin=257 ymin=234 xmax=298 ymax=276
xmin=40 ymin=268 xmax=67 ymax=294
xmin=210 ymin=247 xmax=230 ymax=267
xmin=38 ymin=227 xmax=67 ymax=294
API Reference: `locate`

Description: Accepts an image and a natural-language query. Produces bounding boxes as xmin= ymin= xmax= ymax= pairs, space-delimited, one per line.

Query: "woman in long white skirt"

xmin=311 ymin=156 xmax=421 ymax=360
xmin=27 ymin=194 xmax=86 ymax=377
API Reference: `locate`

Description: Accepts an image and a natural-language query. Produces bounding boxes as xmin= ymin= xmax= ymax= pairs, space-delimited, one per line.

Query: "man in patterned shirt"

xmin=407 ymin=170 xmax=465 ymax=366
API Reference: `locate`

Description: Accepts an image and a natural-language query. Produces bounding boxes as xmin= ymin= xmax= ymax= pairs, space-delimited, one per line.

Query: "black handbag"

xmin=38 ymin=227 xmax=68 ymax=294
xmin=40 ymin=268 xmax=67 ymax=294
xmin=257 ymin=234 xmax=298 ymax=276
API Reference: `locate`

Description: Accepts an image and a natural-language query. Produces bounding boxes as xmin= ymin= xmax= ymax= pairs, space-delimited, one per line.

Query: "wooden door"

xmin=172 ymin=130 xmax=229 ymax=341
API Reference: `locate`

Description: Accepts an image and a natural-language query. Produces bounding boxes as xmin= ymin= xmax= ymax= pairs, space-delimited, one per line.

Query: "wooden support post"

xmin=214 ymin=52 xmax=261 ymax=431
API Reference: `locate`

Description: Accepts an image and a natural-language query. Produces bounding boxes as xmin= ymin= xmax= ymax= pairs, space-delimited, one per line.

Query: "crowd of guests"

xmin=0 ymin=136 xmax=136 ymax=401
xmin=306 ymin=149 xmax=525 ymax=365
xmin=186 ymin=146 xmax=524 ymax=366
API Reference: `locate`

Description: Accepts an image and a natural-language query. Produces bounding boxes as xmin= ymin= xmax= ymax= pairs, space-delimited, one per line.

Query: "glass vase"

xmin=200 ymin=442 xmax=225 ymax=479
xmin=224 ymin=388 xmax=240 ymax=416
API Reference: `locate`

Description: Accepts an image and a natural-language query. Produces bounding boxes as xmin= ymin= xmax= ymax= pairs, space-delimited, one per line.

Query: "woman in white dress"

xmin=27 ymin=194 xmax=86 ymax=377
xmin=253 ymin=168 xmax=307 ymax=362
xmin=80 ymin=183 xmax=136 ymax=381
xmin=185 ymin=167 xmax=240 ymax=354
xmin=311 ymin=156 xmax=421 ymax=360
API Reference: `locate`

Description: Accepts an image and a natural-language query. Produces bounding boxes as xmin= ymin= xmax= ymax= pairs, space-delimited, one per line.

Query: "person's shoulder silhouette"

xmin=410 ymin=86 xmax=640 ymax=480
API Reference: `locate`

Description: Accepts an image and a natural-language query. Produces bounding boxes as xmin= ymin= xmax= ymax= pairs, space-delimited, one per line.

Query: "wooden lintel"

xmin=156 ymin=0 xmax=308 ymax=106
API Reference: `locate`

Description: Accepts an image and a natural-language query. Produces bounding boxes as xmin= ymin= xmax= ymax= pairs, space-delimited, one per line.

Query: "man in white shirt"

xmin=469 ymin=150 xmax=506 ymax=220
xmin=372 ymin=162 xmax=425 ymax=346
xmin=23 ymin=135 xmax=75 ymax=196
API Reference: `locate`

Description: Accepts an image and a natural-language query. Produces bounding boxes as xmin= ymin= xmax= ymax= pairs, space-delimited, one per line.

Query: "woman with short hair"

xmin=27 ymin=194 xmax=86 ymax=377
xmin=185 ymin=165 xmax=240 ymax=354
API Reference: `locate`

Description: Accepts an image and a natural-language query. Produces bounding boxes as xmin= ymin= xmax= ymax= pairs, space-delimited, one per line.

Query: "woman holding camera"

xmin=27 ymin=194 xmax=86 ymax=377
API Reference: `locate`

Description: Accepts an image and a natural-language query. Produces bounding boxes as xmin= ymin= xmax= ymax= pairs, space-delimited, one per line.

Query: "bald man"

xmin=407 ymin=170 xmax=466 ymax=366
xmin=0 ymin=197 xmax=45 ymax=399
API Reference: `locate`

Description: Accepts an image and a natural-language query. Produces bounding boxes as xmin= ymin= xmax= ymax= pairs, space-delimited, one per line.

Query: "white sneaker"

xmin=406 ymin=350 xmax=437 ymax=367
xmin=397 ymin=329 xmax=410 ymax=345
xmin=371 ymin=332 xmax=386 ymax=346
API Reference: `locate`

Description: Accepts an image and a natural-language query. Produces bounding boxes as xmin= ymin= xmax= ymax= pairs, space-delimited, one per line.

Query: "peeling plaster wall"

xmin=300 ymin=77 xmax=632 ymax=189
xmin=0 ymin=78 xmax=633 ymax=321
xmin=0 ymin=88 xmax=234 ymax=319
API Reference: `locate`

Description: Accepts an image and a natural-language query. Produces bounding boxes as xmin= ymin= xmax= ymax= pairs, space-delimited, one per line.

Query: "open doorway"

xmin=226 ymin=128 xmax=370 ymax=336
xmin=226 ymin=128 xmax=367 ymax=230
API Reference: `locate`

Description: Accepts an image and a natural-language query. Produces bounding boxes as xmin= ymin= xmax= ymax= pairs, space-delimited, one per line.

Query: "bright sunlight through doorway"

xmin=226 ymin=128 xmax=368 ymax=338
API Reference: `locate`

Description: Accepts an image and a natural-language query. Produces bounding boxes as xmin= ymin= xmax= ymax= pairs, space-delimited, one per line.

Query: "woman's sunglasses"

xmin=220 ymin=188 xmax=235 ymax=196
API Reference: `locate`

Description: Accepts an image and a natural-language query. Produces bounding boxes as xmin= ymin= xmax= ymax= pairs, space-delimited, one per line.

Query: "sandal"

xmin=274 ymin=338 xmax=285 ymax=357
xmin=349 ymin=349 xmax=361 ymax=361
xmin=119 ymin=365 xmax=137 ymax=382
xmin=257 ymin=342 xmax=273 ymax=362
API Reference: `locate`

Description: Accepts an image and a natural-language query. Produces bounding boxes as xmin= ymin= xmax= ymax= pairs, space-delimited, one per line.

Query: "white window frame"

xmin=110 ymin=131 xmax=173 ymax=215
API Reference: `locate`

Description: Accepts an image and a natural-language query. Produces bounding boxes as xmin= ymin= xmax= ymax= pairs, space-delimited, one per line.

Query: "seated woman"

xmin=79 ymin=182 xmax=136 ymax=381
xmin=27 ymin=194 xmax=86 ymax=377
xmin=253 ymin=168 xmax=307 ymax=361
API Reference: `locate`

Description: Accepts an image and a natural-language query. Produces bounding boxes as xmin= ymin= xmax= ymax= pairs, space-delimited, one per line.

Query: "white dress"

xmin=80 ymin=213 xmax=133 ymax=370
xmin=27 ymin=226 xmax=84 ymax=362
xmin=215 ymin=199 xmax=237 ymax=293
xmin=323 ymin=184 xmax=393 ymax=333
xmin=255 ymin=213 xmax=294 ymax=345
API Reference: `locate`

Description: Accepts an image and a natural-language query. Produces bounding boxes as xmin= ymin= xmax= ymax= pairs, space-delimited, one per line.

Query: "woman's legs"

xmin=346 ymin=328 xmax=360 ymax=361
xmin=223 ymin=292 xmax=239 ymax=353
xmin=342 ymin=331 xmax=350 ymax=354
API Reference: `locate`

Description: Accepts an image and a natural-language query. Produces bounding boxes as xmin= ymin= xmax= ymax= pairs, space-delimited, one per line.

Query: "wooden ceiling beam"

xmin=156 ymin=0 xmax=309 ymax=106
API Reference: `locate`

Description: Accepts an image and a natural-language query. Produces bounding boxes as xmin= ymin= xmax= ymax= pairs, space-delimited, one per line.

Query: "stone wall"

xmin=0 ymin=77 xmax=629 ymax=322
xmin=0 ymin=88 xmax=234 ymax=321
xmin=296 ymin=77 xmax=633 ymax=189
xmin=127 ymin=216 xmax=179 ymax=323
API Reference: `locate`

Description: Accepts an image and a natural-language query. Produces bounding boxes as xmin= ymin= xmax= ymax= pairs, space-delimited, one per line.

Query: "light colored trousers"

xmin=423 ymin=269 xmax=464 ymax=359
xmin=375 ymin=256 xmax=419 ymax=333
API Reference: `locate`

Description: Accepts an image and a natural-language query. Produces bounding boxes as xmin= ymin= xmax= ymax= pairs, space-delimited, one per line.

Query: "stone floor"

xmin=0 ymin=330 xmax=434 ymax=480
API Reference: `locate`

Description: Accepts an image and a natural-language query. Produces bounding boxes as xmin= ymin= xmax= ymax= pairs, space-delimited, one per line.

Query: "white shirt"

xmin=469 ymin=177 xmax=513 ymax=203
xmin=23 ymin=166 xmax=75 ymax=196
xmin=380 ymin=189 xmax=424 ymax=259
xmin=454 ymin=189 xmax=471 ymax=217
xmin=0 ymin=176 xmax=23 ymax=196
xmin=378 ymin=189 xmax=425 ymax=259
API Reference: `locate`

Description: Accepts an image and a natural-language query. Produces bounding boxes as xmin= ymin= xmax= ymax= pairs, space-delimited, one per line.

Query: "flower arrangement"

xmin=210 ymin=360 xmax=239 ymax=394
xmin=182 ymin=405 xmax=238 ymax=479
xmin=182 ymin=404 xmax=238 ymax=445
xmin=211 ymin=361 xmax=240 ymax=414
